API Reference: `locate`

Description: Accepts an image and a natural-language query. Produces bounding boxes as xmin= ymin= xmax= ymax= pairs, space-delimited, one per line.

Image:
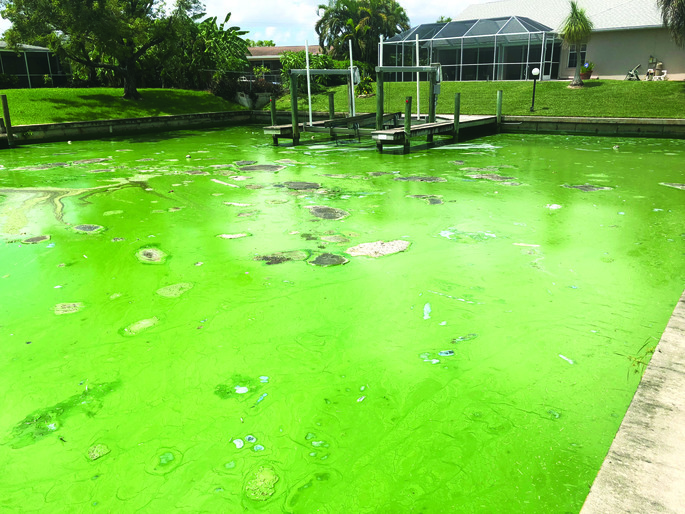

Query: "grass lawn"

xmin=278 ymin=79 xmax=685 ymax=118
xmin=0 ymin=88 xmax=245 ymax=125
xmin=1 ymin=80 xmax=684 ymax=126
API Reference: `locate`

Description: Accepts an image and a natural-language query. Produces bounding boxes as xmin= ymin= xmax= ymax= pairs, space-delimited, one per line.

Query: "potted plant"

xmin=579 ymin=61 xmax=594 ymax=80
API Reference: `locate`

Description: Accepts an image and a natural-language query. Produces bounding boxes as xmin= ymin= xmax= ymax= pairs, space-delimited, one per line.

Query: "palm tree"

xmin=559 ymin=0 xmax=594 ymax=86
xmin=657 ymin=0 xmax=685 ymax=46
xmin=315 ymin=0 xmax=409 ymax=66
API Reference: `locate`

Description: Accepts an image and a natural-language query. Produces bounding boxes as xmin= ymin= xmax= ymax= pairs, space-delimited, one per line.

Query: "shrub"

xmin=0 ymin=73 xmax=19 ymax=89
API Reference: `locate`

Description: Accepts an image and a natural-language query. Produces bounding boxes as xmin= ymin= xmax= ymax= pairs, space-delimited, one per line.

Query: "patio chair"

xmin=654 ymin=70 xmax=668 ymax=81
xmin=625 ymin=64 xmax=641 ymax=80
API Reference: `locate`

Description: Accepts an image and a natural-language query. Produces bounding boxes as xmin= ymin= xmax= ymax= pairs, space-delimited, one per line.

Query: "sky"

xmin=0 ymin=0 xmax=492 ymax=46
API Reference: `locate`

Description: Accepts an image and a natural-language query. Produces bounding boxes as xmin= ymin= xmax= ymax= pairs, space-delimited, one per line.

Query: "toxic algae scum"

xmin=0 ymin=127 xmax=684 ymax=512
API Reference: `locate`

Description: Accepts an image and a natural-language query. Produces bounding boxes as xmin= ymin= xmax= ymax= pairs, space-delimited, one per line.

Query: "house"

xmin=384 ymin=0 xmax=685 ymax=81
xmin=0 ymin=41 xmax=69 ymax=87
xmin=247 ymin=45 xmax=324 ymax=75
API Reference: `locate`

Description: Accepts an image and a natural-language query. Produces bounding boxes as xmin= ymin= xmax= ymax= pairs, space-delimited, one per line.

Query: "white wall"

xmin=558 ymin=28 xmax=685 ymax=81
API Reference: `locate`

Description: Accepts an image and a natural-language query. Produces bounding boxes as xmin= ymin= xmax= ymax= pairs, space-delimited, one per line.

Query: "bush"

xmin=0 ymin=73 xmax=19 ymax=89
xmin=355 ymin=76 xmax=374 ymax=96
xmin=209 ymin=72 xmax=284 ymax=103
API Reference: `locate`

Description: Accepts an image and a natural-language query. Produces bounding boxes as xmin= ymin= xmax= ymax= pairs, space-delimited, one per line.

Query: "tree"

xmin=315 ymin=0 xmax=409 ymax=67
xmin=559 ymin=0 xmax=594 ymax=86
xmin=246 ymin=39 xmax=276 ymax=47
xmin=657 ymin=0 xmax=685 ymax=46
xmin=0 ymin=0 xmax=249 ymax=99
xmin=436 ymin=16 xmax=452 ymax=23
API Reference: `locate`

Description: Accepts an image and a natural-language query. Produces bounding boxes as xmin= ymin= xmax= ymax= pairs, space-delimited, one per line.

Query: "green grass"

xmin=0 ymin=88 xmax=245 ymax=125
xmin=278 ymin=79 xmax=685 ymax=118
xmin=2 ymin=80 xmax=684 ymax=126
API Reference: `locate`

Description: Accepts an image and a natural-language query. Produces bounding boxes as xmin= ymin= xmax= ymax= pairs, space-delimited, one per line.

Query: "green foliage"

xmin=209 ymin=72 xmax=283 ymax=103
xmin=560 ymin=1 xmax=594 ymax=85
xmin=436 ymin=16 xmax=452 ymax=23
xmin=657 ymin=0 xmax=685 ymax=47
xmin=42 ymin=74 xmax=53 ymax=87
xmin=0 ymin=73 xmax=19 ymax=88
xmin=246 ymin=39 xmax=276 ymax=47
xmin=279 ymin=50 xmax=338 ymax=92
xmin=355 ymin=75 xmax=374 ymax=95
xmin=315 ymin=0 xmax=409 ymax=67
xmin=253 ymin=65 xmax=270 ymax=79
xmin=580 ymin=61 xmax=594 ymax=74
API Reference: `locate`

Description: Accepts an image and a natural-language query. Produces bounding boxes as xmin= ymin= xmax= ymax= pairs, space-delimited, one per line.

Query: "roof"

xmin=0 ymin=41 xmax=52 ymax=52
xmin=386 ymin=16 xmax=553 ymax=46
xmin=455 ymin=0 xmax=663 ymax=32
xmin=247 ymin=45 xmax=324 ymax=60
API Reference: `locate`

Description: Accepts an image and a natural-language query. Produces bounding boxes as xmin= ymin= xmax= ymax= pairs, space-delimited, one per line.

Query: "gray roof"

xmin=455 ymin=0 xmax=663 ymax=32
xmin=0 ymin=41 xmax=51 ymax=52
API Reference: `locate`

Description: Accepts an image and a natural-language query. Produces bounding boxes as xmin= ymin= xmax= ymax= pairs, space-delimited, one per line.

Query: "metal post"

xmin=349 ymin=40 xmax=356 ymax=117
xmin=376 ymin=69 xmax=384 ymax=130
xmin=290 ymin=73 xmax=300 ymax=145
xmin=416 ymin=34 xmax=420 ymax=119
xmin=428 ymin=69 xmax=436 ymax=123
xmin=496 ymin=90 xmax=503 ymax=125
xmin=1 ymin=94 xmax=14 ymax=147
xmin=530 ymin=75 xmax=538 ymax=112
xmin=453 ymin=93 xmax=461 ymax=142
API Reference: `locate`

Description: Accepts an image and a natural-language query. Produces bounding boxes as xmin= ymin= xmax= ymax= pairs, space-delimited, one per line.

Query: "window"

xmin=568 ymin=44 xmax=587 ymax=68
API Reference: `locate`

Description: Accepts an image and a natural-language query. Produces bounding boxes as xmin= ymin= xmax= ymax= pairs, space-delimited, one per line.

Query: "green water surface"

xmin=1 ymin=128 xmax=684 ymax=512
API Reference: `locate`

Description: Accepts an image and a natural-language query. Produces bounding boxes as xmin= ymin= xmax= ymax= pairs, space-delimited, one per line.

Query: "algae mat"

xmin=1 ymin=128 xmax=684 ymax=512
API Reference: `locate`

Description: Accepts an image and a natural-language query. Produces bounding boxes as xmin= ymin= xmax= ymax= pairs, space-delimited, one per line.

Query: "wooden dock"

xmin=371 ymin=115 xmax=497 ymax=151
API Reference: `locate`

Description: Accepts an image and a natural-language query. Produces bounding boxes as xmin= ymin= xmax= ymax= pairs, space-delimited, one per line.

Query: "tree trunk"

xmin=121 ymin=62 xmax=142 ymax=100
xmin=570 ymin=64 xmax=584 ymax=87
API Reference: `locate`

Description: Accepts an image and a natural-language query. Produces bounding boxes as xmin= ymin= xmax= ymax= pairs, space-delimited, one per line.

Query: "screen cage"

xmin=383 ymin=16 xmax=560 ymax=82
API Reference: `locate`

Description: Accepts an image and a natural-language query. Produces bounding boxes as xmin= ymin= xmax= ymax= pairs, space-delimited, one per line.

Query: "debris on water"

xmin=235 ymin=386 xmax=249 ymax=394
xmin=283 ymin=181 xmax=320 ymax=190
xmin=235 ymin=160 xmax=257 ymax=166
xmin=439 ymin=229 xmax=495 ymax=243
xmin=224 ymin=202 xmax=253 ymax=207
xmin=233 ymin=439 xmax=244 ymax=449
xmin=237 ymin=210 xmax=259 ymax=218
xmin=74 ymin=158 xmax=112 ymax=165
xmin=54 ymin=302 xmax=84 ymax=315
xmin=558 ymin=354 xmax=575 ymax=364
xmin=254 ymin=445 xmax=265 ymax=451
xmin=22 ymin=235 xmax=50 ymax=244
xmin=367 ymin=171 xmax=394 ymax=176
xmin=122 ymin=317 xmax=159 ymax=336
xmin=452 ymin=333 xmax=478 ymax=343
xmin=156 ymin=282 xmax=193 ymax=298
xmin=259 ymin=376 xmax=269 ymax=383
xmin=73 ymin=224 xmax=104 ymax=233
xmin=211 ymin=178 xmax=239 ymax=188
xmin=419 ymin=352 xmax=441 ymax=364
xmin=254 ymin=250 xmax=309 ymax=265
xmin=87 ymin=168 xmax=114 ymax=174
xmin=239 ymin=164 xmax=285 ymax=173
xmin=245 ymin=435 xmax=257 ymax=443
xmin=357 ymin=396 xmax=366 ymax=402
xmin=346 ymin=240 xmax=410 ymax=258
xmin=548 ymin=409 xmax=561 ymax=419
xmin=321 ymin=234 xmax=349 ymax=243
xmin=310 ymin=253 xmax=349 ymax=267
xmin=217 ymin=233 xmax=251 ymax=239
xmin=660 ymin=183 xmax=685 ymax=190
xmin=245 ymin=466 xmax=279 ymax=501
xmin=394 ymin=176 xmax=446 ymax=182
xmin=406 ymin=194 xmax=443 ymax=205
xmin=135 ymin=246 xmax=167 ymax=264
xmin=545 ymin=204 xmax=562 ymax=210
xmin=423 ymin=303 xmax=431 ymax=319
xmin=438 ymin=350 xmax=455 ymax=356
xmin=562 ymin=184 xmax=612 ymax=192
xmin=449 ymin=160 xmax=465 ymax=165
xmin=104 ymin=210 xmax=124 ymax=216
xmin=305 ymin=205 xmax=350 ymax=220
xmin=465 ymin=173 xmax=520 ymax=186
xmin=87 ymin=443 xmax=111 ymax=461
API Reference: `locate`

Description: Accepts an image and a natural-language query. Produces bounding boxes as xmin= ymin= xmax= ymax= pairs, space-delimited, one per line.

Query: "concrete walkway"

xmin=582 ymin=290 xmax=685 ymax=513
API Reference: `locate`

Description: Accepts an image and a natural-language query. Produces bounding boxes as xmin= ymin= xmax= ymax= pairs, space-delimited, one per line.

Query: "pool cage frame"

xmin=383 ymin=16 xmax=561 ymax=82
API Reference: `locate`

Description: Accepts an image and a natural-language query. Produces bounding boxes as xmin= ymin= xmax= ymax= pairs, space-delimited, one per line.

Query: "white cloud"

xmin=2 ymin=0 xmax=492 ymax=45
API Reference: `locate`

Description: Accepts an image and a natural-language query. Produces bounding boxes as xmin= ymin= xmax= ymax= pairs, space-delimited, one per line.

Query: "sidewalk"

xmin=581 ymin=290 xmax=685 ymax=513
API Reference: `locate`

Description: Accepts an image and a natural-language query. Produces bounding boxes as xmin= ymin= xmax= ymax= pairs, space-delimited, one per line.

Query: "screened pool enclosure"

xmin=383 ymin=16 xmax=560 ymax=82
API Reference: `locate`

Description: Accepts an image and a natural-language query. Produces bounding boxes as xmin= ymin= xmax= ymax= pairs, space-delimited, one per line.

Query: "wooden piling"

xmin=1 ymin=94 xmax=14 ymax=147
xmin=496 ymin=90 xmax=503 ymax=126
xmin=403 ymin=96 xmax=412 ymax=153
xmin=375 ymin=70 xmax=384 ymax=130
xmin=453 ymin=93 xmax=461 ymax=142
xmin=328 ymin=92 xmax=335 ymax=120
xmin=290 ymin=74 xmax=299 ymax=145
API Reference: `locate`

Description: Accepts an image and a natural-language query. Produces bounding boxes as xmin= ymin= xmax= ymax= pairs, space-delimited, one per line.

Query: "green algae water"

xmin=1 ymin=128 xmax=684 ymax=512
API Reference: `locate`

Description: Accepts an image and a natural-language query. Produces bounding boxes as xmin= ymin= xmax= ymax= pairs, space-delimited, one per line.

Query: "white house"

xmin=384 ymin=0 xmax=685 ymax=81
